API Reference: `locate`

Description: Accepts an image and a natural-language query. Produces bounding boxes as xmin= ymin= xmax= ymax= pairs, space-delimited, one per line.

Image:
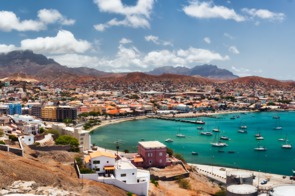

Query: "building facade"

xmin=137 ymin=141 xmax=167 ymax=168
xmin=56 ymin=106 xmax=77 ymax=122
xmin=41 ymin=106 xmax=57 ymax=121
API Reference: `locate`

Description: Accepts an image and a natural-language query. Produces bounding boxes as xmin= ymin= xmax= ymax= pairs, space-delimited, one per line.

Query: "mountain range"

xmin=0 ymin=50 xmax=238 ymax=81
xmin=0 ymin=50 xmax=292 ymax=89
xmin=147 ymin=65 xmax=238 ymax=79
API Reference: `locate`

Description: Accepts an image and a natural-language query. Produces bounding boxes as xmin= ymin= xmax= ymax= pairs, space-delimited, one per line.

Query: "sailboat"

xmin=211 ymin=132 xmax=228 ymax=147
xmin=273 ymin=119 xmax=282 ymax=130
xmin=254 ymin=142 xmax=267 ymax=151
xmin=176 ymin=127 xmax=185 ymax=138
xmin=281 ymin=136 xmax=292 ymax=149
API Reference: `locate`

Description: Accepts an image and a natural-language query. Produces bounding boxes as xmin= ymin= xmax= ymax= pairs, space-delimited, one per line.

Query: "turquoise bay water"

xmin=91 ymin=111 xmax=295 ymax=175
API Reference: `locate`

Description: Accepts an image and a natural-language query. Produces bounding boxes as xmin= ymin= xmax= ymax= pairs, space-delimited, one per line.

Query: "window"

xmin=93 ymin=160 xmax=100 ymax=164
xmin=150 ymin=153 xmax=153 ymax=157
xmin=96 ymin=168 xmax=100 ymax=171
xmin=159 ymin=159 xmax=162 ymax=163
xmin=121 ymin=173 xmax=127 ymax=177
xmin=149 ymin=160 xmax=152 ymax=165
xmin=107 ymin=161 xmax=109 ymax=163
xmin=132 ymin=173 xmax=135 ymax=175
xmin=159 ymin=152 xmax=162 ymax=156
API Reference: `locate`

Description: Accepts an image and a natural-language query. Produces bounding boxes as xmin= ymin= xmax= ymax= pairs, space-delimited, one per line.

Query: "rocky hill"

xmin=148 ymin=64 xmax=238 ymax=79
xmin=0 ymin=50 xmax=109 ymax=82
xmin=0 ymin=149 xmax=126 ymax=196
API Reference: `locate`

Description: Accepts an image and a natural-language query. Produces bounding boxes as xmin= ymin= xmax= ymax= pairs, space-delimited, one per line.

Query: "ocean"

xmin=91 ymin=111 xmax=295 ymax=175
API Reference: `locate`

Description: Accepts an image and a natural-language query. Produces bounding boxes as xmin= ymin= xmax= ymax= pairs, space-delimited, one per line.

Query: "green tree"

xmin=46 ymin=129 xmax=60 ymax=140
xmin=63 ymin=118 xmax=73 ymax=125
xmin=55 ymin=135 xmax=79 ymax=152
xmin=9 ymin=134 xmax=18 ymax=142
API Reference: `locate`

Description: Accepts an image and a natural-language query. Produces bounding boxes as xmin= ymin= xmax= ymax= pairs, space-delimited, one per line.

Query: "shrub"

xmin=0 ymin=141 xmax=5 ymax=145
xmin=46 ymin=129 xmax=60 ymax=140
xmin=214 ymin=190 xmax=226 ymax=196
xmin=151 ymin=179 xmax=159 ymax=187
xmin=80 ymin=168 xmax=95 ymax=174
xmin=0 ymin=129 xmax=4 ymax=137
xmin=56 ymin=135 xmax=79 ymax=152
xmin=174 ymin=153 xmax=186 ymax=163
xmin=166 ymin=147 xmax=174 ymax=157
xmin=9 ymin=134 xmax=18 ymax=142
xmin=75 ymin=156 xmax=83 ymax=168
xmin=177 ymin=178 xmax=191 ymax=190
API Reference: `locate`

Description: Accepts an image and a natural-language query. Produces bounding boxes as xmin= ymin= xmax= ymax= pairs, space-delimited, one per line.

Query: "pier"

xmin=151 ymin=116 xmax=206 ymax=125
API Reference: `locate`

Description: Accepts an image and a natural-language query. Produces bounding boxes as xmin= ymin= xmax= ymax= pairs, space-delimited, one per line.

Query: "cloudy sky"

xmin=0 ymin=0 xmax=294 ymax=79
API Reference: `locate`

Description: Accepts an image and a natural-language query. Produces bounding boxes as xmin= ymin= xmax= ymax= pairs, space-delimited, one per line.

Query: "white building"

xmin=22 ymin=134 xmax=35 ymax=145
xmin=81 ymin=151 xmax=150 ymax=196
xmin=84 ymin=151 xmax=116 ymax=174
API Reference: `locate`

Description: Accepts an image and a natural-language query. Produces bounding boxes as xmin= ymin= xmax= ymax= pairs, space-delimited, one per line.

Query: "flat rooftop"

xmin=138 ymin=141 xmax=166 ymax=149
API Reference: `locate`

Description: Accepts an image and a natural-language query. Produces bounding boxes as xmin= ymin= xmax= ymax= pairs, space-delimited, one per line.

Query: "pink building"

xmin=136 ymin=141 xmax=167 ymax=168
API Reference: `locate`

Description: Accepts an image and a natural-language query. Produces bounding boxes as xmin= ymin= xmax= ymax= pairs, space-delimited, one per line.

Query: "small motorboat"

xmin=238 ymin=130 xmax=247 ymax=133
xmin=200 ymin=132 xmax=213 ymax=136
xmin=228 ymin=151 xmax=235 ymax=154
xmin=196 ymin=120 xmax=205 ymax=124
xmin=191 ymin=151 xmax=198 ymax=155
xmin=165 ymin=138 xmax=174 ymax=143
xmin=176 ymin=134 xmax=186 ymax=138
xmin=212 ymin=128 xmax=220 ymax=132
xmin=256 ymin=136 xmax=264 ymax=140
xmin=220 ymin=136 xmax=229 ymax=140
xmin=197 ymin=126 xmax=204 ymax=130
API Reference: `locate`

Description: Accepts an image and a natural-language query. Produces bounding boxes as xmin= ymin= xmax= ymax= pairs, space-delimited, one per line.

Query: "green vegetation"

xmin=166 ymin=147 xmax=174 ymax=157
xmin=174 ymin=153 xmax=186 ymax=163
xmin=75 ymin=156 xmax=95 ymax=174
xmin=39 ymin=127 xmax=45 ymax=134
xmin=0 ymin=129 xmax=4 ymax=137
xmin=46 ymin=129 xmax=60 ymax=140
xmin=0 ymin=141 xmax=5 ymax=145
xmin=83 ymin=119 xmax=101 ymax=130
xmin=177 ymin=178 xmax=191 ymax=189
xmin=56 ymin=135 xmax=79 ymax=152
xmin=214 ymin=190 xmax=226 ymax=196
xmin=127 ymin=192 xmax=133 ymax=196
xmin=8 ymin=134 xmax=18 ymax=142
xmin=150 ymin=179 xmax=159 ymax=187
xmin=63 ymin=118 xmax=73 ymax=125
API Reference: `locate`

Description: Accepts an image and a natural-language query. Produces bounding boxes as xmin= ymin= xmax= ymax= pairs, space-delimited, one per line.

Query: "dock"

xmin=151 ymin=116 xmax=206 ymax=125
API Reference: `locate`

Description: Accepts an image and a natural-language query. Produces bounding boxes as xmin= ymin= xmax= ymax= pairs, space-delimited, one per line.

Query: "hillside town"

xmin=1 ymin=78 xmax=295 ymax=195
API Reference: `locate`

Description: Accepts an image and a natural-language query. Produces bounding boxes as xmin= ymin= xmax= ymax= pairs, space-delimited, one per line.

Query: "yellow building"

xmin=41 ymin=106 xmax=57 ymax=121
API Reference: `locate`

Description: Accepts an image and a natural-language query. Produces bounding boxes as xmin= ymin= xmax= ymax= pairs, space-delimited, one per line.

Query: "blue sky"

xmin=0 ymin=0 xmax=294 ymax=80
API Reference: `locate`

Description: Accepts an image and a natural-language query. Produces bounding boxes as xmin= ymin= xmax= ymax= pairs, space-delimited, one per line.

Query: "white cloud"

xmin=0 ymin=11 xmax=45 ymax=32
xmin=50 ymin=53 xmax=100 ymax=68
xmin=38 ymin=9 xmax=75 ymax=25
xmin=183 ymin=1 xmax=245 ymax=22
xmin=0 ymin=9 xmax=75 ymax=32
xmin=93 ymin=0 xmax=154 ymax=31
xmin=20 ymin=30 xmax=92 ymax=54
xmin=204 ymin=37 xmax=211 ymax=44
xmin=145 ymin=35 xmax=173 ymax=46
xmin=242 ymin=8 xmax=285 ymax=22
xmin=51 ymin=44 xmax=229 ymax=72
xmin=228 ymin=46 xmax=240 ymax=54
xmin=0 ymin=44 xmax=18 ymax=53
xmin=119 ymin=38 xmax=132 ymax=44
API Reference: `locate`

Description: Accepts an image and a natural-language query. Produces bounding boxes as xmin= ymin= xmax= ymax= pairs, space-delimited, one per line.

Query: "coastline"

xmin=88 ymin=110 xmax=254 ymax=132
xmin=88 ymin=115 xmax=148 ymax=132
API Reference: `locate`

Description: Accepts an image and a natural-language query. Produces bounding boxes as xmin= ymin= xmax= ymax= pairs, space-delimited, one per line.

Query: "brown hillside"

xmin=0 ymin=150 xmax=126 ymax=196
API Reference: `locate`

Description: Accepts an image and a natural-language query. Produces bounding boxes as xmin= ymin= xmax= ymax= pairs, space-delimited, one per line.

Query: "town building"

xmin=136 ymin=141 xmax=168 ymax=168
xmin=81 ymin=151 xmax=150 ymax=196
xmin=56 ymin=106 xmax=77 ymax=122
xmin=31 ymin=104 xmax=42 ymax=118
xmin=41 ymin=106 xmax=57 ymax=121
